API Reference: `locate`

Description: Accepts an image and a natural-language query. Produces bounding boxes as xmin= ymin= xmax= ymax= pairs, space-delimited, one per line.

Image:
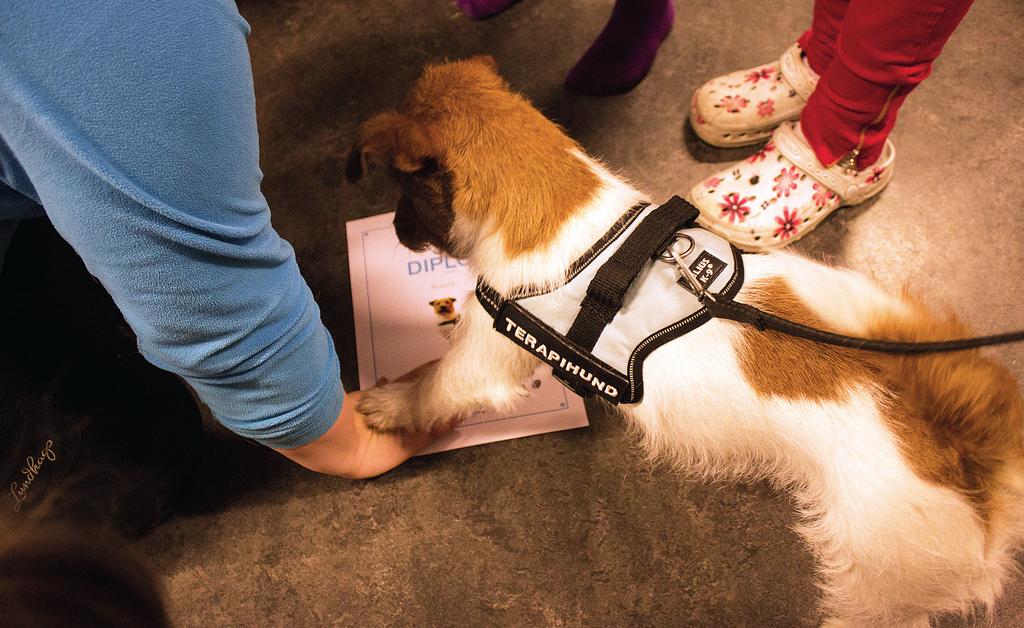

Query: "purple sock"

xmin=456 ymin=0 xmax=521 ymax=20
xmin=565 ymin=0 xmax=675 ymax=95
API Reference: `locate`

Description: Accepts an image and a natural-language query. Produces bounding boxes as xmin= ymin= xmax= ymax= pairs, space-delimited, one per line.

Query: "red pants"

xmin=797 ymin=0 xmax=974 ymax=169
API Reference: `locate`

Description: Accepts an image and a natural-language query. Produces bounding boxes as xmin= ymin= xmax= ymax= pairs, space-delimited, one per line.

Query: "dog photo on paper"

xmin=1 ymin=0 xmax=1021 ymax=627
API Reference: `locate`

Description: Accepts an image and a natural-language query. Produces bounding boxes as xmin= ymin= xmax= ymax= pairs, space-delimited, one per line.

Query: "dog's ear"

xmin=345 ymin=141 xmax=369 ymax=183
xmin=428 ymin=299 xmax=438 ymax=306
xmin=346 ymin=111 xmax=440 ymax=183
xmin=451 ymin=297 xmax=457 ymax=302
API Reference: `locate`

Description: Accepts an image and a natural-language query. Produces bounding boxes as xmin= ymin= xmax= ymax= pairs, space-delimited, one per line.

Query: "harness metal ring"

xmin=656 ymin=232 xmax=695 ymax=263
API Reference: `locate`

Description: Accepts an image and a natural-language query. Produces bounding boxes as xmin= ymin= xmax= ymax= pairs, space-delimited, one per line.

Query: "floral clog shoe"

xmin=689 ymin=122 xmax=895 ymax=251
xmin=690 ymin=42 xmax=819 ymax=148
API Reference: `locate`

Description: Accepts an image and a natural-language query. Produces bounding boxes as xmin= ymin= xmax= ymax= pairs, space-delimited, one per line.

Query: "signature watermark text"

xmin=9 ymin=440 xmax=56 ymax=512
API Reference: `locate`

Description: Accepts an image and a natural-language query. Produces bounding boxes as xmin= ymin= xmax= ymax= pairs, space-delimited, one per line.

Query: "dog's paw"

xmin=357 ymin=383 xmax=416 ymax=432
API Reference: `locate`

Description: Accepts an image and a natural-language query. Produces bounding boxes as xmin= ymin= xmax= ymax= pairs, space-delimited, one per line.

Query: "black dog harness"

xmin=476 ymin=197 xmax=742 ymax=404
xmin=477 ymin=195 xmax=1024 ymax=405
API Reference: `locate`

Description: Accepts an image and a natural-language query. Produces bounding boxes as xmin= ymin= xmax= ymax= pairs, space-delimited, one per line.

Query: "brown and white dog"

xmin=346 ymin=56 xmax=1024 ymax=626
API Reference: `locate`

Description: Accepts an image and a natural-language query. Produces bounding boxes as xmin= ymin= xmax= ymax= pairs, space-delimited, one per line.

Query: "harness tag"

xmin=678 ymin=249 xmax=728 ymax=294
xmin=494 ymin=302 xmax=628 ymax=404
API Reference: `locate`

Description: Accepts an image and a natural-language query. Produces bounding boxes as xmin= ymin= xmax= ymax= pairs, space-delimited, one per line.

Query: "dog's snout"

xmin=394 ymin=196 xmax=428 ymax=251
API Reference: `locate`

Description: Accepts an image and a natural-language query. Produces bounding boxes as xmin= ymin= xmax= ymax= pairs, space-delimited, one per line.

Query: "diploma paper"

xmin=346 ymin=212 xmax=589 ymax=454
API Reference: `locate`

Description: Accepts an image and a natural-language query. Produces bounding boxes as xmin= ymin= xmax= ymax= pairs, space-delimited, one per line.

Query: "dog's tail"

xmin=868 ymin=291 xmax=1024 ymax=536
xmin=869 ymin=292 xmax=1023 ymax=465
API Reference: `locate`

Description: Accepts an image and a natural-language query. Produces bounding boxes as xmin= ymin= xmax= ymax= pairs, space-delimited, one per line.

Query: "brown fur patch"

xmin=737 ymin=277 xmax=1024 ymax=518
xmin=352 ymin=57 xmax=600 ymax=255
xmin=735 ymin=278 xmax=878 ymax=401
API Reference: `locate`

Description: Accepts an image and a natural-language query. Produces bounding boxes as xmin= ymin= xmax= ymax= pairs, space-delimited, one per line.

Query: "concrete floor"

xmin=133 ymin=0 xmax=1024 ymax=625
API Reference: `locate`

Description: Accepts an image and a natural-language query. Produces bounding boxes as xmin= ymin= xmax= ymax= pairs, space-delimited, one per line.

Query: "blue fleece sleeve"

xmin=0 ymin=0 xmax=343 ymax=448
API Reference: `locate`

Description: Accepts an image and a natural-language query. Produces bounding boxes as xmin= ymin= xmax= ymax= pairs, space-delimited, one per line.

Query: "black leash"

xmin=703 ymin=295 xmax=1024 ymax=354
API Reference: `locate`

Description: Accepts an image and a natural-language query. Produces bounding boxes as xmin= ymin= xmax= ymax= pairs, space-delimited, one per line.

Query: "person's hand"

xmin=273 ymin=362 xmax=451 ymax=478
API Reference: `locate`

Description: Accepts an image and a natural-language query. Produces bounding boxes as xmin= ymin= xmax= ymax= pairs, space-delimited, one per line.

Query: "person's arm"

xmin=0 ymin=1 xmax=441 ymax=465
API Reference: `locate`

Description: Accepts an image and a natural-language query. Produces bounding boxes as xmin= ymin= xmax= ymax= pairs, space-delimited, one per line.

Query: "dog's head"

xmin=346 ymin=56 xmax=599 ymax=258
xmin=428 ymin=297 xmax=457 ymax=316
